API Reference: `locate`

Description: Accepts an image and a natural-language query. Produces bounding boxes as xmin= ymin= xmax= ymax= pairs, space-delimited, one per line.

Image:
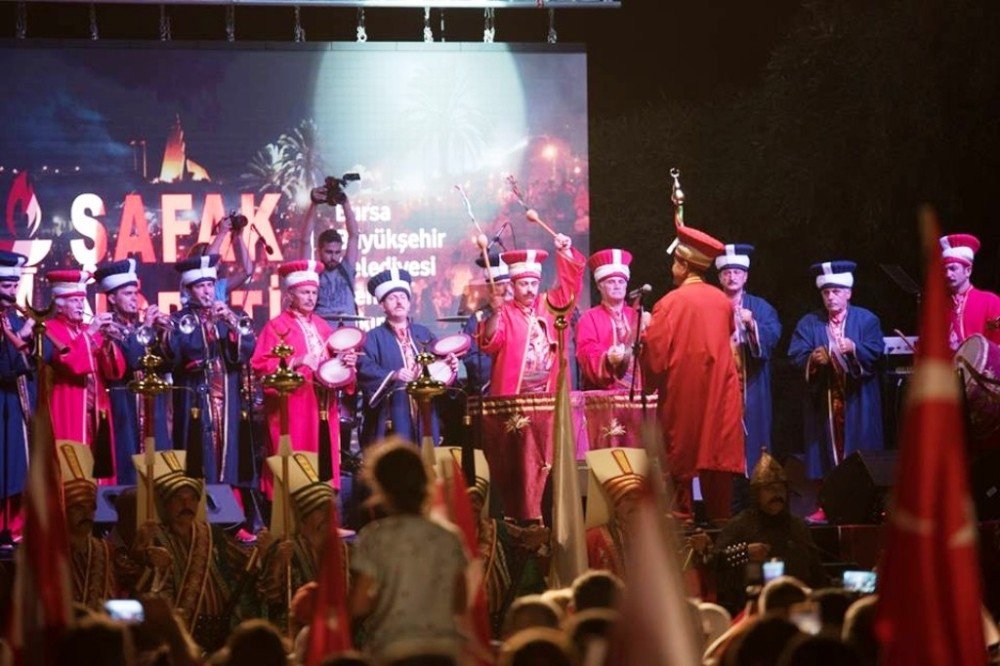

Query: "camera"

xmin=311 ymin=173 xmax=361 ymax=206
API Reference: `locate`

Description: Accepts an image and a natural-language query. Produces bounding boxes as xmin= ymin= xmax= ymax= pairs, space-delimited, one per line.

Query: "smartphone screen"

xmin=104 ymin=599 xmax=144 ymax=624
xmin=763 ymin=559 xmax=785 ymax=583
xmin=842 ymin=570 xmax=877 ymax=594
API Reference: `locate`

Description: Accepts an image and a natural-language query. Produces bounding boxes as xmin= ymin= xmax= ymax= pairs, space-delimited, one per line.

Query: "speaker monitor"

xmin=819 ymin=451 xmax=897 ymax=525
xmin=96 ymin=484 xmax=244 ymax=525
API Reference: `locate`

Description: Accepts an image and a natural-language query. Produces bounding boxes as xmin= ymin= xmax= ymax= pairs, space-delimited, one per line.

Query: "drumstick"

xmin=525 ymin=209 xmax=558 ymax=238
xmin=474 ymin=234 xmax=497 ymax=293
xmin=892 ymin=328 xmax=918 ymax=354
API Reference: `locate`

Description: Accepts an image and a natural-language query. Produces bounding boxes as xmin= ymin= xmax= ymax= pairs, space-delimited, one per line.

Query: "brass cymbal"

xmin=320 ymin=313 xmax=368 ymax=322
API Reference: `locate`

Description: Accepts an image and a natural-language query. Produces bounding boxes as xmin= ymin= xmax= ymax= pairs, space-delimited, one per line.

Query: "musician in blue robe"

xmin=94 ymin=259 xmax=171 ymax=484
xmin=462 ymin=251 xmax=512 ymax=396
xmin=788 ymin=261 xmax=884 ymax=517
xmin=716 ymin=245 xmax=783 ymax=511
xmin=167 ymin=254 xmax=256 ymax=488
xmin=0 ymin=251 xmax=34 ymax=536
xmin=357 ymin=269 xmax=457 ymax=447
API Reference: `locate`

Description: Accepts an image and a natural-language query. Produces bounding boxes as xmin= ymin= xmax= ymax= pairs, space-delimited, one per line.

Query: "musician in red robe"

xmin=576 ymin=248 xmax=647 ymax=391
xmin=478 ymin=233 xmax=586 ymax=396
xmin=641 ymin=227 xmax=745 ymax=523
xmin=44 ymin=270 xmax=124 ymax=465
xmin=251 ymin=260 xmax=356 ymax=495
xmin=940 ymin=233 xmax=1000 ymax=351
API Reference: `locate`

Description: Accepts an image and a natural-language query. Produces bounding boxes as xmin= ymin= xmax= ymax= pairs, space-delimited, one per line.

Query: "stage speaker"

xmin=819 ymin=451 xmax=898 ymax=525
xmin=96 ymin=484 xmax=244 ymax=525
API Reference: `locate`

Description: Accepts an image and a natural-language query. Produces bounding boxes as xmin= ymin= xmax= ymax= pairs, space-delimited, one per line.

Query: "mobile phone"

xmin=744 ymin=561 xmax=763 ymax=587
xmin=762 ymin=559 xmax=785 ymax=583
xmin=842 ymin=569 xmax=877 ymax=594
xmin=789 ymin=601 xmax=822 ymax=635
xmin=104 ymin=598 xmax=144 ymax=624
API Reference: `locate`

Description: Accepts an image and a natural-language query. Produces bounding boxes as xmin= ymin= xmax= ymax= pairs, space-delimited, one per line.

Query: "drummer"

xmin=575 ymin=248 xmax=647 ymax=391
xmin=940 ymin=233 xmax=1000 ymax=351
xmin=479 ymin=233 xmax=586 ymax=395
xmin=463 ymin=250 xmax=513 ymax=395
xmin=251 ymin=259 xmax=356 ymax=496
xmin=356 ymin=268 xmax=458 ymax=447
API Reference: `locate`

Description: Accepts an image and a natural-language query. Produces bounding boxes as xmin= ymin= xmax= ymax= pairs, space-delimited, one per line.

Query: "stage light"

xmin=542 ymin=144 xmax=558 ymax=161
xmin=42 ymin=165 xmax=48 ymax=171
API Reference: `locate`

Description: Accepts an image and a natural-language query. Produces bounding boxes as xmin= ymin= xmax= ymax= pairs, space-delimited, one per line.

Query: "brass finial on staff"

xmin=406 ymin=351 xmax=447 ymax=468
xmin=670 ymin=167 xmax=685 ymax=228
xmin=128 ymin=329 xmax=172 ymax=525
xmin=18 ymin=301 xmax=59 ymax=364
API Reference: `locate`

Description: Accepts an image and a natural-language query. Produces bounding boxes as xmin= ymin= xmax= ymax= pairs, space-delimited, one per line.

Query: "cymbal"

xmin=437 ymin=315 xmax=472 ymax=323
xmin=320 ymin=313 xmax=368 ymax=322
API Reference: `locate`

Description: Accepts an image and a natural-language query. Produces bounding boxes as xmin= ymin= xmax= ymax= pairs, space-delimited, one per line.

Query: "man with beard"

xmin=93 ymin=258 xmax=172 ymax=484
xmin=357 ymin=268 xmax=457 ymax=447
xmin=462 ymin=251 xmax=512 ymax=396
xmin=0 ymin=251 xmax=34 ymax=540
xmin=310 ymin=194 xmax=360 ymax=320
xmin=167 ymin=254 xmax=256 ymax=500
xmin=641 ymin=226 xmax=744 ymax=523
xmin=479 ymin=232 xmax=586 ymax=395
xmin=788 ymin=261 xmax=884 ymax=522
xmin=939 ymin=233 xmax=1000 ymax=350
xmin=712 ymin=452 xmax=827 ymax=613
xmin=576 ymin=249 xmax=646 ymax=391
xmin=131 ymin=451 xmax=257 ymax=652
xmin=59 ymin=442 xmax=117 ymax=611
xmin=44 ymin=269 xmax=125 ymax=466
xmin=251 ymin=260 xmax=356 ymax=495
xmin=715 ymin=244 xmax=782 ymax=510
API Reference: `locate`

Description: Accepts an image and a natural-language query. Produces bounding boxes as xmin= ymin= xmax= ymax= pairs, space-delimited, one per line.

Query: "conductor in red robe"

xmin=940 ymin=233 xmax=1000 ymax=351
xmin=478 ymin=232 xmax=586 ymax=395
xmin=640 ymin=227 xmax=745 ymax=523
xmin=576 ymin=248 xmax=647 ymax=391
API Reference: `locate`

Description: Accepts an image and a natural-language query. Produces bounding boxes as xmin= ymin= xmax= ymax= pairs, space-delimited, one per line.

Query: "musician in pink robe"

xmin=641 ymin=227 xmax=745 ymax=523
xmin=43 ymin=270 xmax=125 ymax=473
xmin=478 ymin=233 xmax=586 ymax=396
xmin=251 ymin=260 xmax=356 ymax=495
xmin=940 ymin=233 xmax=1000 ymax=351
xmin=576 ymin=248 xmax=647 ymax=391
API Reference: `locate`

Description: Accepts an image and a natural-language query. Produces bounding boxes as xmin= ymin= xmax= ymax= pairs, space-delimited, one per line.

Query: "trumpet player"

xmin=167 ymin=254 xmax=256 ymax=495
xmin=94 ymin=259 xmax=171 ymax=484
xmin=44 ymin=268 xmax=125 ymax=472
xmin=250 ymin=260 xmax=356 ymax=495
xmin=0 ymin=251 xmax=34 ymax=540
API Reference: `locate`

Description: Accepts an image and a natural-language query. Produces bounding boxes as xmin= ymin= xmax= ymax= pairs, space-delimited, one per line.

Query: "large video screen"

xmin=0 ymin=41 xmax=589 ymax=328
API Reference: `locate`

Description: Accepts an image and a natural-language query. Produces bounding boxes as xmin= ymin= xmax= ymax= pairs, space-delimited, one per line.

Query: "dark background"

xmin=3 ymin=0 xmax=999 ymax=460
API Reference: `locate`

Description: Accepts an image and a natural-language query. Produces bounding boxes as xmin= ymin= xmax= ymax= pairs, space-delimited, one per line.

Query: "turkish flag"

xmin=875 ymin=209 xmax=986 ymax=665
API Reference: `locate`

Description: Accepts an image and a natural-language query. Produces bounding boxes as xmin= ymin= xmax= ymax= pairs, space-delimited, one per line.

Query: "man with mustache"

xmin=44 ymin=269 xmax=125 ymax=468
xmin=131 ymin=451 xmax=257 ymax=652
xmin=788 ymin=261 xmax=884 ymax=522
xmin=576 ymin=249 xmax=648 ymax=391
xmin=357 ymin=268 xmax=457 ymax=446
xmin=711 ymin=452 xmax=827 ymax=614
xmin=0 ymin=251 xmax=34 ymax=541
xmin=479 ymin=231 xmax=586 ymax=395
xmin=251 ymin=260 xmax=356 ymax=495
xmin=59 ymin=442 xmax=117 ymax=611
xmin=715 ymin=244 xmax=782 ymax=511
xmin=939 ymin=233 xmax=1000 ymax=351
xmin=93 ymin=258 xmax=172 ymax=484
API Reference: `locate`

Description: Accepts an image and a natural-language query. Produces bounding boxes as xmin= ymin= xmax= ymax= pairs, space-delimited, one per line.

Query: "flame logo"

xmin=5 ymin=172 xmax=42 ymax=239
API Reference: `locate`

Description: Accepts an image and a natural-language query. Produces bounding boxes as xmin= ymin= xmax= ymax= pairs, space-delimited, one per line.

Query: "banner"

xmin=0 ymin=42 xmax=589 ymax=329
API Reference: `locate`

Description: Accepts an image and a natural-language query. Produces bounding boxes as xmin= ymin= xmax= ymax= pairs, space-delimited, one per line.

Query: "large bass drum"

xmin=955 ymin=334 xmax=1000 ymax=440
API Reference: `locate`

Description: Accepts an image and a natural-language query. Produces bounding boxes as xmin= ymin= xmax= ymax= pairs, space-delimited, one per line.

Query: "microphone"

xmin=627 ymin=284 xmax=652 ymax=302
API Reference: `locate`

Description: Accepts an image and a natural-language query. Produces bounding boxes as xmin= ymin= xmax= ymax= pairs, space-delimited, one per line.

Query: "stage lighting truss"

xmin=13 ymin=0 xmax=621 ymax=7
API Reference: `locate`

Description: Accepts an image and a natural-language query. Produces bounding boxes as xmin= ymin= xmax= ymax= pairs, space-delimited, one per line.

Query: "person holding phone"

xmin=711 ymin=452 xmax=827 ymax=613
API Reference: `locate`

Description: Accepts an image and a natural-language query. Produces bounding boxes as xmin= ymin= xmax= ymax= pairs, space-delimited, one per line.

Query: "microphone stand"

xmin=627 ymin=295 xmax=646 ymax=417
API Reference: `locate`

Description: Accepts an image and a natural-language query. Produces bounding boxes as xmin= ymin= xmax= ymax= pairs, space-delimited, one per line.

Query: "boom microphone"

xmin=627 ymin=284 xmax=652 ymax=301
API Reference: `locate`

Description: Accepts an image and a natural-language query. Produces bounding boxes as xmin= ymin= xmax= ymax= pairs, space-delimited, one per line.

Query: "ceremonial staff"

xmin=261 ymin=337 xmax=303 ymax=640
xmin=128 ymin=327 xmax=172 ymax=523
